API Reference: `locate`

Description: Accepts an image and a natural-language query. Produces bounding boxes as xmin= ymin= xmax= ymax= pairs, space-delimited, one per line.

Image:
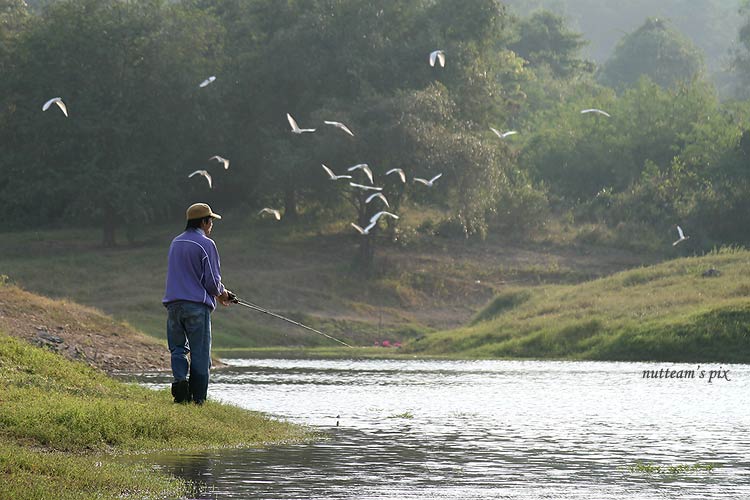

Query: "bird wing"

xmin=677 ymin=226 xmax=684 ymax=239
xmin=259 ymin=208 xmax=280 ymax=219
xmin=437 ymin=51 xmax=445 ymax=67
xmin=43 ymin=97 xmax=67 ymax=116
xmin=386 ymin=168 xmax=406 ymax=183
xmin=287 ymin=113 xmax=300 ymax=131
xmin=370 ymin=211 xmax=399 ymax=224
xmin=188 ymin=170 xmax=203 ymax=178
xmin=351 ymin=223 xmax=365 ymax=234
xmin=489 ymin=127 xmax=502 ymax=138
xmin=349 ymin=182 xmax=382 ymax=191
xmin=430 ymin=173 xmax=443 ymax=183
xmin=365 ymin=193 xmax=389 ymax=207
xmin=581 ymin=108 xmax=611 ymax=117
xmin=54 ymin=100 xmax=68 ymax=117
xmin=347 ymin=163 xmax=368 ymax=172
xmin=429 ymin=51 xmax=437 ymax=67
xmin=199 ymin=76 xmax=215 ymax=88
xmin=414 ymin=177 xmax=429 ymax=185
xmin=363 ymin=166 xmax=374 ymax=184
xmin=322 ymin=164 xmax=335 ymax=179
xmin=501 ymin=130 xmax=517 ymax=138
xmin=209 ymin=156 xmax=229 ymax=169
xmin=42 ymin=97 xmax=59 ymax=111
xmin=325 ymin=121 xmax=354 ymax=136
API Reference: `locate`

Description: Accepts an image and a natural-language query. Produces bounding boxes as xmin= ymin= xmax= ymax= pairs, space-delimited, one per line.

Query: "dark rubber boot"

xmin=188 ymin=374 xmax=208 ymax=405
xmin=171 ymin=380 xmax=190 ymax=403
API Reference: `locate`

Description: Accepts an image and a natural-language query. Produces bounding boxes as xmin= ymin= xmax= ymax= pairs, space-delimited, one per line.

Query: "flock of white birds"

xmin=41 ymin=48 xmax=688 ymax=245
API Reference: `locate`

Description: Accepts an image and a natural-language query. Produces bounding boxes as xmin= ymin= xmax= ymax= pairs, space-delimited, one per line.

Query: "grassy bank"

xmin=0 ymin=219 xmax=648 ymax=349
xmin=407 ymin=247 xmax=750 ymax=362
xmin=0 ymin=333 xmax=311 ymax=500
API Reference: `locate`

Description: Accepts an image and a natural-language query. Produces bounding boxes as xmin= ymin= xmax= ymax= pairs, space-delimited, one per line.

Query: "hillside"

xmin=0 ymin=218 xmax=655 ymax=349
xmin=0 ymin=278 xmax=168 ymax=373
xmin=408 ymin=247 xmax=750 ymax=362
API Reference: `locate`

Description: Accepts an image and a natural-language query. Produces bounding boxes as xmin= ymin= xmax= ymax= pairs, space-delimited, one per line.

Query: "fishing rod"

xmin=228 ymin=294 xmax=353 ymax=348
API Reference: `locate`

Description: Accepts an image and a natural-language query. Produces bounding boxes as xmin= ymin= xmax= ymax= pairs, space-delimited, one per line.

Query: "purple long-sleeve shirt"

xmin=163 ymin=228 xmax=225 ymax=310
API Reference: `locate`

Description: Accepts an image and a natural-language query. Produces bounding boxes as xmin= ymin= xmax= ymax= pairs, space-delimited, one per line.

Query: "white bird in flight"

xmin=414 ymin=173 xmax=442 ymax=187
xmin=347 ymin=163 xmax=374 ymax=184
xmin=258 ymin=208 xmax=282 ymax=220
xmin=322 ymin=164 xmax=352 ymax=180
xmin=287 ymin=113 xmax=316 ymax=134
xmin=581 ymin=108 xmax=611 ymax=117
xmin=429 ymin=50 xmax=446 ymax=68
xmin=370 ymin=211 xmax=399 ymax=224
xmin=351 ymin=212 xmax=399 ymax=234
xmin=199 ymin=76 xmax=216 ymax=88
xmin=42 ymin=97 xmax=68 ymax=117
xmin=385 ymin=168 xmax=406 ymax=183
xmin=209 ymin=155 xmax=230 ymax=170
xmin=490 ymin=127 xmax=517 ymax=139
xmin=349 ymin=182 xmax=383 ymax=192
xmin=323 ymin=120 xmax=355 ymax=137
xmin=188 ymin=170 xmax=212 ymax=189
xmin=672 ymin=225 xmax=689 ymax=246
xmin=366 ymin=192 xmax=389 ymax=207
xmin=351 ymin=221 xmax=377 ymax=235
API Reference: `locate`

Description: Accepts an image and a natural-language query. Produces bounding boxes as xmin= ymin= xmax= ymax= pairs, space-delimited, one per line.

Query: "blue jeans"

xmin=167 ymin=301 xmax=212 ymax=402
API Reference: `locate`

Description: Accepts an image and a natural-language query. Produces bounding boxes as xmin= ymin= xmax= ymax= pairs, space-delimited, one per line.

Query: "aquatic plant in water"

xmin=627 ymin=461 xmax=715 ymax=474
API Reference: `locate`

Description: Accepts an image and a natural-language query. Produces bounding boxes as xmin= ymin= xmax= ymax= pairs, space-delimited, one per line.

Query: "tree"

xmin=0 ymin=0 xmax=224 ymax=244
xmin=509 ymin=10 xmax=592 ymax=79
xmin=599 ymin=17 xmax=704 ymax=90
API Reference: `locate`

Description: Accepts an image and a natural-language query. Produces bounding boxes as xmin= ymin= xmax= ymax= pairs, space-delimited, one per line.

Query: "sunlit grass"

xmin=409 ymin=247 xmax=750 ymax=362
xmin=0 ymin=332 xmax=312 ymax=499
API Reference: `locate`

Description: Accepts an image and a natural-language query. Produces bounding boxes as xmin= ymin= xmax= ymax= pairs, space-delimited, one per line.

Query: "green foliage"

xmin=0 ymin=0 xmax=225 ymax=243
xmin=522 ymin=76 xmax=717 ymax=204
xmin=599 ymin=17 xmax=705 ymax=90
xmin=509 ymin=10 xmax=592 ymax=78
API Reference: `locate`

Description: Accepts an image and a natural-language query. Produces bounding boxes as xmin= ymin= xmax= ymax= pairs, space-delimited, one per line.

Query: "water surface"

xmin=133 ymin=359 xmax=750 ymax=499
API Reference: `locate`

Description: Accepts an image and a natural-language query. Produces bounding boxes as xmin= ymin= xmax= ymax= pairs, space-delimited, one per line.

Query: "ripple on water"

xmin=129 ymin=359 xmax=750 ymax=499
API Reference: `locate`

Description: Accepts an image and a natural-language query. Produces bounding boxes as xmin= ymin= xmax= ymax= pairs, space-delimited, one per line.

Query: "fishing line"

xmin=230 ymin=296 xmax=353 ymax=348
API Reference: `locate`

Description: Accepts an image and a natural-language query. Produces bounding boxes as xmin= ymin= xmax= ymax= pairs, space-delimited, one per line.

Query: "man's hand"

xmin=218 ymin=289 xmax=234 ymax=306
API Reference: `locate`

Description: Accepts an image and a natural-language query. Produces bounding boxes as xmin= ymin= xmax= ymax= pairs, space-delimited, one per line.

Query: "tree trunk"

xmin=102 ymin=204 xmax=117 ymax=247
xmin=284 ymin=187 xmax=298 ymax=222
xmin=356 ymin=233 xmax=374 ymax=270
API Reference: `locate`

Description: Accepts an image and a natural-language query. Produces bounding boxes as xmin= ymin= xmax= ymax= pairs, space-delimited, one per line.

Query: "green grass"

xmin=0 ymin=218 xmax=650 ymax=351
xmin=408 ymin=247 xmax=750 ymax=362
xmin=0 ymin=332 xmax=312 ymax=499
xmin=0 ymin=224 xmax=438 ymax=347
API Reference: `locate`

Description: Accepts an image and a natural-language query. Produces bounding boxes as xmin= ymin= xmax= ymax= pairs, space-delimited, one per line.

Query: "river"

xmin=132 ymin=358 xmax=750 ymax=499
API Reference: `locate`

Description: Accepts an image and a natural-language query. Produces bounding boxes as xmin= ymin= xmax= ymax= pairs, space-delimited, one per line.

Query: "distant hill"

xmin=409 ymin=248 xmax=750 ymax=362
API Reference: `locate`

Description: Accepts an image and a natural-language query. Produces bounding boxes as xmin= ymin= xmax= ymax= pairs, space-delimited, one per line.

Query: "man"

xmin=163 ymin=203 xmax=233 ymax=405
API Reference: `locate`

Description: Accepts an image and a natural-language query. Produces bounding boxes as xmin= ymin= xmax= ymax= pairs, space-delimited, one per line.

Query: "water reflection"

xmin=131 ymin=359 xmax=750 ymax=499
